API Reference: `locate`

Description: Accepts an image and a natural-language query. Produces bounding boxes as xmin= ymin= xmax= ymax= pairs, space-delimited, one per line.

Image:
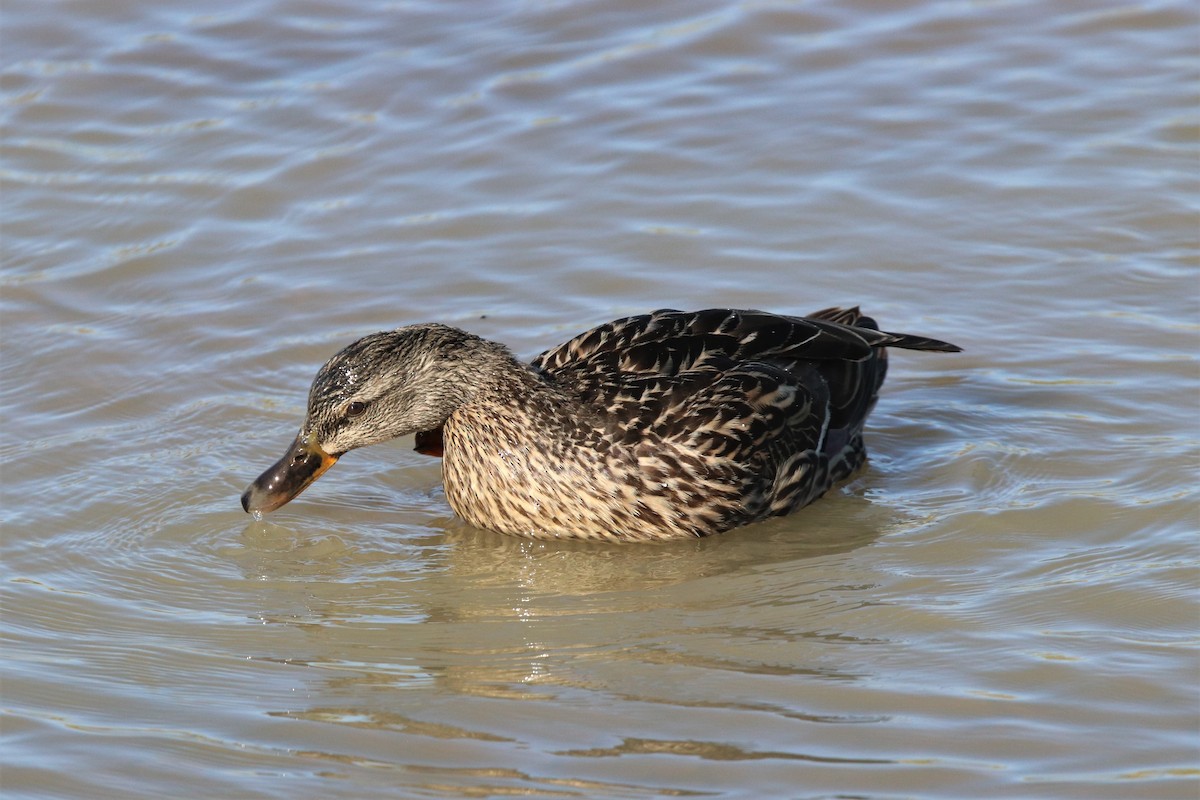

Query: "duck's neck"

xmin=454 ymin=339 xmax=534 ymax=396
xmin=468 ymin=349 xmax=568 ymax=410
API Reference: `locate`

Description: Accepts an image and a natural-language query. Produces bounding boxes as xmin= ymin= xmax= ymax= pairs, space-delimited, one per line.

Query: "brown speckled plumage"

xmin=242 ymin=308 xmax=960 ymax=541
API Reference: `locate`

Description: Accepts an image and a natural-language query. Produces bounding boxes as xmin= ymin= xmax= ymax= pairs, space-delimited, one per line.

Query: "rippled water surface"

xmin=3 ymin=0 xmax=1197 ymax=797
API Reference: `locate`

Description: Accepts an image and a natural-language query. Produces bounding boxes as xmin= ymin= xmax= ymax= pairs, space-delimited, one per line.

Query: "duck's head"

xmin=241 ymin=323 xmax=507 ymax=515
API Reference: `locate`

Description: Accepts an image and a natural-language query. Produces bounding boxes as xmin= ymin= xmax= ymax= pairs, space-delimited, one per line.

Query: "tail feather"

xmin=875 ymin=331 xmax=962 ymax=353
xmin=805 ymin=306 xmax=961 ymax=353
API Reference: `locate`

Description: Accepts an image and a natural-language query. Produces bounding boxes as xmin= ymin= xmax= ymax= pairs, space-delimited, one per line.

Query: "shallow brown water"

xmin=2 ymin=0 xmax=1197 ymax=798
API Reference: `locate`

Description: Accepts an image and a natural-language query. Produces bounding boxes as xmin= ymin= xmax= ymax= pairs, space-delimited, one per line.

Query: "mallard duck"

xmin=242 ymin=307 xmax=959 ymax=541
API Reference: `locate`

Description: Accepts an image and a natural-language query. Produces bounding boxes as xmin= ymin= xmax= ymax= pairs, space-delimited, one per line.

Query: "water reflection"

xmin=232 ymin=492 xmax=898 ymax=756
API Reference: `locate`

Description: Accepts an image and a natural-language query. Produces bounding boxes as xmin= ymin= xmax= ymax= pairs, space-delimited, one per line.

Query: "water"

xmin=2 ymin=0 xmax=1197 ymax=797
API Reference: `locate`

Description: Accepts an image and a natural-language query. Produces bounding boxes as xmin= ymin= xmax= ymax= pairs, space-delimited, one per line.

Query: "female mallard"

xmin=242 ymin=307 xmax=959 ymax=541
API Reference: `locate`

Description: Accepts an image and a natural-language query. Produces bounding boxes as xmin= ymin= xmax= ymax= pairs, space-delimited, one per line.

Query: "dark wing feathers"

xmin=530 ymin=307 xmax=956 ymax=468
xmin=671 ymin=360 xmax=829 ymax=464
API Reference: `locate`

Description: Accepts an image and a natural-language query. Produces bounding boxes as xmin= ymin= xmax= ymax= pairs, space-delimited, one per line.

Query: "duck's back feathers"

xmin=534 ymin=308 xmax=861 ymax=376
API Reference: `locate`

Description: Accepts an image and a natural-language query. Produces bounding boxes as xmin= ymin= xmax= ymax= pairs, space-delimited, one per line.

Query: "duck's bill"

xmin=241 ymin=433 xmax=338 ymax=515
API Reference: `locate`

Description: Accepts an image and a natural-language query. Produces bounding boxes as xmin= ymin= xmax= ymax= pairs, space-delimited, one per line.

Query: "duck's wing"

xmin=531 ymin=306 xmax=958 ymax=449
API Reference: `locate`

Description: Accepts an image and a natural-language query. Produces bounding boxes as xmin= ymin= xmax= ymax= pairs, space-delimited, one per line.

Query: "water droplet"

xmin=251 ymin=510 xmax=264 ymax=523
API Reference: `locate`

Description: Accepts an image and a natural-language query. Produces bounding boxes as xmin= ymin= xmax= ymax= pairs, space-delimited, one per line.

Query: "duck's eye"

xmin=346 ymin=401 xmax=368 ymax=418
